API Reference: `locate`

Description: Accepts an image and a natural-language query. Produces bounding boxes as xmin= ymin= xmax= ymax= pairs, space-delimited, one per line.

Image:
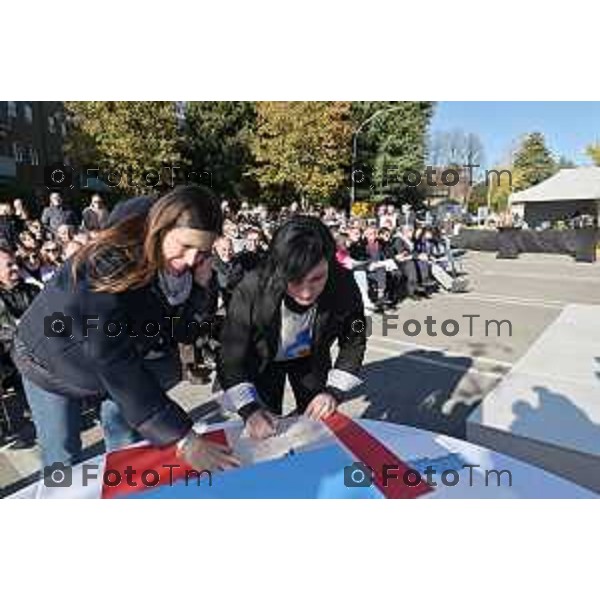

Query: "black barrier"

xmin=452 ymin=228 xmax=598 ymax=262
xmin=497 ymin=228 xmax=520 ymax=259
xmin=452 ymin=229 xmax=499 ymax=252
xmin=573 ymin=228 xmax=598 ymax=262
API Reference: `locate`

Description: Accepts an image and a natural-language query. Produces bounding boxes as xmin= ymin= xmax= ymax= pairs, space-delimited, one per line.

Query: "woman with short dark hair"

xmin=13 ymin=185 xmax=239 ymax=473
xmin=217 ymin=216 xmax=367 ymax=439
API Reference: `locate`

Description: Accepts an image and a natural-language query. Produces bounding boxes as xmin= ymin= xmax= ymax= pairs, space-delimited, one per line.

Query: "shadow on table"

xmin=510 ymin=385 xmax=600 ymax=453
xmin=358 ymin=349 xmax=487 ymax=439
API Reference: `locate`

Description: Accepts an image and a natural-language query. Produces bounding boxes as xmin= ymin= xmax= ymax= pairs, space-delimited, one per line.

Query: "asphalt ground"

xmin=2 ymin=251 xmax=599 ymax=496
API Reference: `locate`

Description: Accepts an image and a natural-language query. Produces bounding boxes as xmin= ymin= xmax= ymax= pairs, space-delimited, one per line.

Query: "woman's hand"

xmin=177 ymin=431 xmax=240 ymax=472
xmin=244 ymin=409 xmax=277 ymax=440
xmin=304 ymin=393 xmax=338 ymax=420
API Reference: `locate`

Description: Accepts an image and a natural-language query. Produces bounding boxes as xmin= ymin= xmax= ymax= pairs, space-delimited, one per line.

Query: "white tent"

xmin=510 ymin=166 xmax=600 ymax=204
xmin=509 ymin=166 xmax=600 ymax=225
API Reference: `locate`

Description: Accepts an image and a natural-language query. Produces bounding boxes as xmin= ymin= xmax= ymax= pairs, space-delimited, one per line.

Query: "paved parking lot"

xmin=2 ymin=251 xmax=600 ymax=496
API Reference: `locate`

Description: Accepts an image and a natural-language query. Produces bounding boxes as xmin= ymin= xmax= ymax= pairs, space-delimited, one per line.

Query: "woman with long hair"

xmin=13 ymin=184 xmax=239 ymax=472
xmin=217 ymin=216 xmax=367 ymax=439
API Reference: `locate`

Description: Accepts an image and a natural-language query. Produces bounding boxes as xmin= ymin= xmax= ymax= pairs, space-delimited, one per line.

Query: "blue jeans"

xmin=23 ymin=354 xmax=181 ymax=469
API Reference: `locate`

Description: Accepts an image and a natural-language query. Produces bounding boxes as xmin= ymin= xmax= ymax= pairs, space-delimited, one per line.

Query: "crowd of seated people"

xmin=331 ymin=218 xmax=467 ymax=312
xmin=209 ymin=201 xmax=467 ymax=317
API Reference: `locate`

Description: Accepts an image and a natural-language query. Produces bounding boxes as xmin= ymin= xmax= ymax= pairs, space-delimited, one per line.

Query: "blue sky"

xmin=429 ymin=102 xmax=600 ymax=168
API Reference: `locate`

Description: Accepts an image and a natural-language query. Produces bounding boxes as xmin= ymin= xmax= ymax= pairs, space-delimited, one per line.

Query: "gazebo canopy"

xmin=510 ymin=166 xmax=600 ymax=204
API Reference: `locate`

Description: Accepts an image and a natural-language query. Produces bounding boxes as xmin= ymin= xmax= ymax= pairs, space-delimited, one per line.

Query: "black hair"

xmin=265 ymin=216 xmax=336 ymax=287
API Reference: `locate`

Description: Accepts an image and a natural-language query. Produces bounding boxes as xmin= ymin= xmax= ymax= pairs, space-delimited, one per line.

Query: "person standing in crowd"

xmin=81 ymin=194 xmax=109 ymax=232
xmin=222 ymin=219 xmax=245 ymax=253
xmin=13 ymin=184 xmax=239 ymax=473
xmin=238 ymin=227 xmax=268 ymax=272
xmin=12 ymin=198 xmax=31 ymax=233
xmin=40 ymin=192 xmax=78 ymax=234
xmin=13 ymin=198 xmax=30 ymax=223
xmin=217 ymin=216 xmax=367 ymax=439
xmin=0 ymin=248 xmax=40 ymax=449
xmin=212 ymin=236 xmax=245 ymax=309
xmin=0 ymin=201 xmax=20 ymax=249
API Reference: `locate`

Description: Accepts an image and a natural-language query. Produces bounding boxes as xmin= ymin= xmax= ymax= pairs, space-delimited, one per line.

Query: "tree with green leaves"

xmin=183 ymin=102 xmax=256 ymax=199
xmin=251 ymin=101 xmax=353 ymax=206
xmin=64 ymin=101 xmax=184 ymax=196
xmin=468 ymin=180 xmax=490 ymax=213
xmin=487 ymin=165 xmax=514 ymax=212
xmin=350 ymin=101 xmax=435 ymax=204
xmin=512 ymin=132 xmax=556 ymax=191
xmin=585 ymin=143 xmax=600 ymax=166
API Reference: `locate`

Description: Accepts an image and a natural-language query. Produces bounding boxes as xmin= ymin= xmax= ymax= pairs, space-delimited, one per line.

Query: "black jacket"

xmin=0 ymin=281 xmax=39 ymax=355
xmin=217 ymin=262 xmax=367 ymax=412
xmin=237 ymin=249 xmax=267 ymax=272
xmin=348 ymin=239 xmax=368 ymax=262
xmin=212 ymin=255 xmax=245 ymax=308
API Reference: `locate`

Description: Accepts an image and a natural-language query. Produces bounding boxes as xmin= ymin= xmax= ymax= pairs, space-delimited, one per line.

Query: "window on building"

xmin=48 ymin=115 xmax=56 ymax=133
xmin=22 ymin=146 xmax=33 ymax=164
xmin=24 ymin=103 xmax=33 ymax=124
xmin=7 ymin=101 xmax=17 ymax=119
xmin=13 ymin=143 xmax=36 ymax=165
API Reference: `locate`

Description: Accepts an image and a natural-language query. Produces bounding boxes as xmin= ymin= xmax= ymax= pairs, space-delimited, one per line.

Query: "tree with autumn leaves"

xmin=250 ymin=101 xmax=353 ymax=207
xmin=64 ymin=101 xmax=185 ymax=196
xmin=63 ymin=101 xmax=435 ymax=206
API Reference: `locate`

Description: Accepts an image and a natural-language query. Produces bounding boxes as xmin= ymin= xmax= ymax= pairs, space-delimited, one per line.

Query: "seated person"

xmin=0 ymin=248 xmax=40 ymax=448
xmin=377 ymin=228 xmax=406 ymax=306
xmin=363 ymin=226 xmax=387 ymax=305
xmin=347 ymin=226 xmax=368 ymax=262
xmin=411 ymin=226 xmax=437 ymax=294
xmin=334 ymin=232 xmax=374 ymax=312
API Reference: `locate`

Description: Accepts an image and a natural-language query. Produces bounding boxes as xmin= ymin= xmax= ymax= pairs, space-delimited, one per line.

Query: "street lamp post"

xmin=349 ymin=105 xmax=407 ymax=215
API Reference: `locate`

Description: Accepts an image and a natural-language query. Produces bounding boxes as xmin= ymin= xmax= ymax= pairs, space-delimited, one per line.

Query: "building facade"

xmin=0 ymin=101 xmax=66 ymax=195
